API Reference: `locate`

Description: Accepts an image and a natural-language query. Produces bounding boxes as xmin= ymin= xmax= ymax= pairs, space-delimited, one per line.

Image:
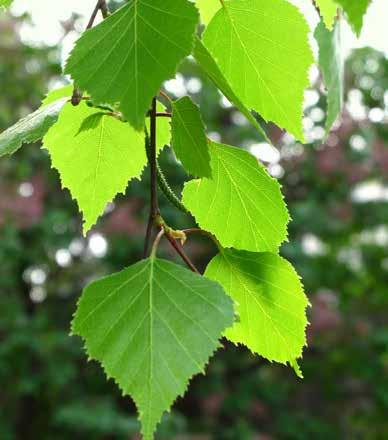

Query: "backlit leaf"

xmin=72 ymin=257 xmax=234 ymax=440
xmin=182 ymin=142 xmax=289 ymax=253
xmin=203 ymin=0 xmax=313 ymax=141
xmin=193 ymin=38 xmax=270 ymax=141
xmin=195 ymin=0 xmax=220 ymax=24
xmin=43 ymin=102 xmax=150 ymax=233
xmin=315 ymin=0 xmax=338 ymax=30
xmin=205 ymin=249 xmax=308 ymax=369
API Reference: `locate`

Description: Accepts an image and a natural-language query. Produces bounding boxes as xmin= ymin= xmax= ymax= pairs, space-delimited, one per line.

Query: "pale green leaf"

xmin=205 ymin=250 xmax=309 ymax=368
xmin=315 ymin=0 xmax=338 ymax=30
xmin=41 ymin=84 xmax=73 ymax=107
xmin=43 ymin=102 xmax=151 ymax=233
xmin=193 ymin=38 xmax=270 ymax=142
xmin=195 ymin=0 xmax=220 ymax=24
xmin=0 ymin=0 xmax=12 ymax=10
xmin=154 ymin=101 xmax=171 ymax=150
xmin=65 ymin=0 xmax=199 ymax=131
xmin=171 ymin=96 xmax=211 ymax=178
xmin=315 ymin=20 xmax=344 ymax=135
xmin=0 ymin=98 xmax=67 ymax=157
xmin=182 ymin=142 xmax=289 ymax=253
xmin=335 ymin=0 xmax=371 ymax=36
xmin=72 ymin=257 xmax=234 ymax=440
xmin=202 ymin=0 xmax=313 ymax=141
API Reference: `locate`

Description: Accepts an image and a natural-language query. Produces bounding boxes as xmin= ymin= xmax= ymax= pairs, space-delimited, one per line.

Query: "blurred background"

xmin=0 ymin=1 xmax=387 ymax=439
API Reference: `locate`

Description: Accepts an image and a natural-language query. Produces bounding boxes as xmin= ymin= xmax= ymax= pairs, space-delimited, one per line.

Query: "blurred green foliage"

xmin=0 ymin=8 xmax=387 ymax=440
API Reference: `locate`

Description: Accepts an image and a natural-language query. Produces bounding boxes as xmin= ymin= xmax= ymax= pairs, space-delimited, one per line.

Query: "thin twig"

xmin=159 ymin=90 xmax=172 ymax=102
xmin=165 ymin=233 xmax=199 ymax=273
xmin=143 ymin=98 xmax=160 ymax=257
xmin=72 ymin=0 xmax=109 ymax=106
xmin=86 ymin=0 xmax=108 ymax=28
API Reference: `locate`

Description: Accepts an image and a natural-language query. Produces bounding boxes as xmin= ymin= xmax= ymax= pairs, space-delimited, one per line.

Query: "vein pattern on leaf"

xmin=65 ymin=0 xmax=199 ymax=130
xmin=0 ymin=98 xmax=67 ymax=158
xmin=315 ymin=19 xmax=344 ymax=135
xmin=193 ymin=38 xmax=269 ymax=141
xmin=171 ymin=96 xmax=211 ymax=178
xmin=43 ymin=102 xmax=154 ymax=233
xmin=182 ymin=142 xmax=289 ymax=253
xmin=72 ymin=257 xmax=234 ymax=440
xmin=205 ymin=250 xmax=308 ymax=367
xmin=202 ymin=0 xmax=314 ymax=141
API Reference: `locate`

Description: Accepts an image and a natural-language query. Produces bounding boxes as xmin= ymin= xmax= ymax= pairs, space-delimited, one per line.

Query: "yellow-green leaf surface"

xmin=41 ymin=84 xmax=74 ymax=107
xmin=43 ymin=86 xmax=171 ymax=147
xmin=335 ymin=0 xmax=370 ymax=36
xmin=65 ymin=0 xmax=199 ymax=131
xmin=171 ymin=96 xmax=211 ymax=178
xmin=182 ymin=142 xmax=289 ymax=253
xmin=193 ymin=38 xmax=270 ymax=141
xmin=0 ymin=98 xmax=67 ymax=157
xmin=202 ymin=0 xmax=313 ymax=141
xmin=43 ymin=102 xmax=161 ymax=233
xmin=0 ymin=0 xmax=12 ymax=9
xmin=72 ymin=257 xmax=234 ymax=440
xmin=195 ymin=0 xmax=220 ymax=24
xmin=315 ymin=20 xmax=344 ymax=134
xmin=315 ymin=0 xmax=338 ymax=30
xmin=205 ymin=250 xmax=309 ymax=368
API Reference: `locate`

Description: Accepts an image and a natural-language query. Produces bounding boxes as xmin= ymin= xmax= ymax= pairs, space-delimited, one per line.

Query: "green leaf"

xmin=171 ymin=96 xmax=211 ymax=178
xmin=205 ymin=249 xmax=308 ymax=369
xmin=315 ymin=20 xmax=344 ymax=135
xmin=72 ymin=257 xmax=234 ymax=440
xmin=0 ymin=0 xmax=12 ymax=10
xmin=335 ymin=0 xmax=370 ymax=36
xmin=43 ymin=102 xmax=151 ymax=233
xmin=41 ymin=84 xmax=73 ymax=107
xmin=182 ymin=142 xmax=289 ymax=253
xmin=202 ymin=0 xmax=313 ymax=141
xmin=193 ymin=38 xmax=270 ymax=141
xmin=315 ymin=0 xmax=338 ymax=30
xmin=195 ymin=0 xmax=220 ymax=24
xmin=0 ymin=98 xmax=68 ymax=158
xmin=154 ymin=101 xmax=172 ymax=150
xmin=65 ymin=0 xmax=199 ymax=131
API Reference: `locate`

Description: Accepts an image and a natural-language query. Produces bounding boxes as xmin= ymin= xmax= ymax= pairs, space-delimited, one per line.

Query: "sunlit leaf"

xmin=205 ymin=249 xmax=308 ymax=370
xmin=193 ymin=38 xmax=270 ymax=141
xmin=182 ymin=142 xmax=289 ymax=253
xmin=43 ymin=102 xmax=149 ymax=233
xmin=315 ymin=0 xmax=338 ymax=30
xmin=203 ymin=0 xmax=313 ymax=141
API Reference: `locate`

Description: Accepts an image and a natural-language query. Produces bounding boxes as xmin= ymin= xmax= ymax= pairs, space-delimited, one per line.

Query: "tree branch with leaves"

xmin=0 ymin=0 xmax=373 ymax=438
